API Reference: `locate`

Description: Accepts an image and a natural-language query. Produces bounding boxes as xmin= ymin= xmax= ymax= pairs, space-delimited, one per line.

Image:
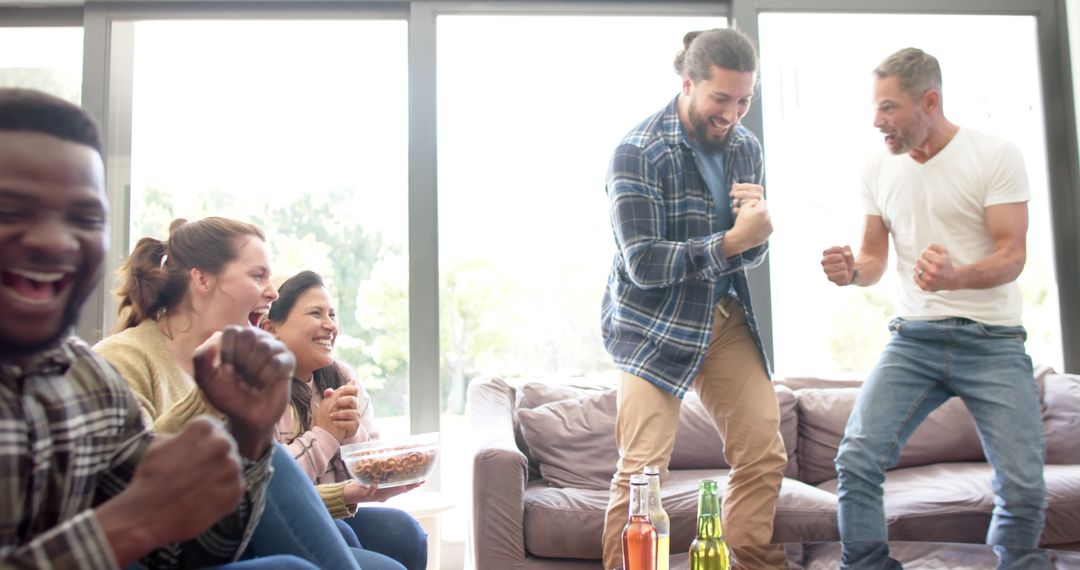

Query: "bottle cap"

xmin=643 ymin=465 xmax=660 ymax=476
xmin=630 ymin=474 xmax=648 ymax=485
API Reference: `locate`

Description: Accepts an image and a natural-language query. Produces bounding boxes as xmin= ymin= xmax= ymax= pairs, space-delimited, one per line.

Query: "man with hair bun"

xmin=600 ymin=28 xmax=786 ymax=569
xmin=821 ymin=47 xmax=1047 ymax=568
xmin=0 ymin=87 xmax=310 ymax=569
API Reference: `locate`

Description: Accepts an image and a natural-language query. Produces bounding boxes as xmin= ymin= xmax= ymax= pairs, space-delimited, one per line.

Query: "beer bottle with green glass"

xmin=643 ymin=465 xmax=670 ymax=570
xmin=689 ymin=479 xmax=729 ymax=570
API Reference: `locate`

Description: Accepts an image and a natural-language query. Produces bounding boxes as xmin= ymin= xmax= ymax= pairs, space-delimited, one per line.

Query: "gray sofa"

xmin=467 ymin=369 xmax=1080 ymax=569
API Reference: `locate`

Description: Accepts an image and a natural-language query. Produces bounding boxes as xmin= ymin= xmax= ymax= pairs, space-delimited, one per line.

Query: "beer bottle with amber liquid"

xmin=689 ymin=479 xmax=729 ymax=570
xmin=622 ymin=474 xmax=657 ymax=570
xmin=643 ymin=465 xmax=670 ymax=570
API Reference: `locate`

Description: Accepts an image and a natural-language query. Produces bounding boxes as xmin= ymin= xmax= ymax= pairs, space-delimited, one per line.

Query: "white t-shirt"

xmin=860 ymin=128 xmax=1029 ymax=326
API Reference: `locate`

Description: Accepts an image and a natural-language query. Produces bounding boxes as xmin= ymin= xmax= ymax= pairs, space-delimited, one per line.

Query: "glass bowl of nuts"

xmin=341 ymin=432 xmax=439 ymax=488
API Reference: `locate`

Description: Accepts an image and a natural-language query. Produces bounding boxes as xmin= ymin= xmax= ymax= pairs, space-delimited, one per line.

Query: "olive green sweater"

xmin=94 ymin=319 xmax=354 ymax=518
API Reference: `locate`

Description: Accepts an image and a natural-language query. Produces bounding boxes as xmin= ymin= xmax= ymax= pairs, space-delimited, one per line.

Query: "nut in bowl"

xmin=342 ymin=432 xmax=439 ymax=488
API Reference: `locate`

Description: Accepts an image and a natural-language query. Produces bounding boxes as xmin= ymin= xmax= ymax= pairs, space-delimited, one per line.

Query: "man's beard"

xmin=687 ymin=103 xmax=731 ymax=154
xmin=887 ymin=118 xmax=930 ymax=155
xmin=0 ymin=278 xmax=93 ymax=361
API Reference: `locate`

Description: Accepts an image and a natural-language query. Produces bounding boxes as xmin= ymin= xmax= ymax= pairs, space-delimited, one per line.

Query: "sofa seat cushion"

xmin=817 ymin=463 xmax=1080 ymax=546
xmin=1041 ymin=465 xmax=1080 ymax=546
xmin=799 ymin=541 xmax=1067 ymax=569
xmin=522 ymin=470 xmax=839 ymax=560
xmin=772 ymin=479 xmax=840 ymax=544
xmin=522 ymin=469 xmax=726 ymax=559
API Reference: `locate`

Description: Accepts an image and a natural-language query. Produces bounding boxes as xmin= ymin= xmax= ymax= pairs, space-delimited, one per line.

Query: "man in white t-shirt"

xmin=820 ymin=48 xmax=1047 ymax=568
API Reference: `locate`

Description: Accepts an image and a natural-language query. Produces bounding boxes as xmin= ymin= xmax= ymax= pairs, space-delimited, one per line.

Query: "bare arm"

xmin=821 ymin=215 xmax=889 ymax=287
xmin=915 ymin=202 xmax=1027 ymax=291
xmin=853 ymin=215 xmax=890 ymax=286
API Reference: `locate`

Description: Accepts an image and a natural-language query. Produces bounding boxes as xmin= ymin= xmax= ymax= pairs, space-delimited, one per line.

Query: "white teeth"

xmin=9 ymin=268 xmax=65 ymax=282
xmin=1 ymin=289 xmax=54 ymax=305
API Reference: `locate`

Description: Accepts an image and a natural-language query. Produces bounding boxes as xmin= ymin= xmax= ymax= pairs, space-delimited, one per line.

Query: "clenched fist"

xmin=914 ymin=243 xmax=955 ymax=291
xmin=96 ymin=417 xmax=245 ymax=565
xmin=821 ymin=245 xmax=855 ymax=286
xmin=193 ymin=326 xmax=295 ymax=459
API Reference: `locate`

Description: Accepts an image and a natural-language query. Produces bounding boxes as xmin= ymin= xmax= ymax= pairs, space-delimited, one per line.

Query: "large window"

xmin=120 ymin=19 xmax=411 ymax=432
xmin=759 ymin=13 xmax=1063 ymax=375
xmin=437 ymin=14 xmax=725 ymax=392
xmin=435 ymin=12 xmax=724 ymax=540
xmin=0 ymin=27 xmax=82 ymax=102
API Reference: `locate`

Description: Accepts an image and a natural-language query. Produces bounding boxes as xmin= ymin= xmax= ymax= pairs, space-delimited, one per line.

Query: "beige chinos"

xmin=601 ymin=298 xmax=787 ymax=570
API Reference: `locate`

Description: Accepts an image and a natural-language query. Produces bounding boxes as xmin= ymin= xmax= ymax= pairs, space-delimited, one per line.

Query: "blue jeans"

xmin=244 ymin=444 xmax=362 ymax=569
xmin=127 ymin=555 xmax=318 ymax=570
xmin=332 ymin=519 xmax=401 ymax=570
xmin=339 ymin=507 xmax=428 ymax=570
xmin=835 ymin=318 xmax=1047 ymax=568
xmin=210 ymin=555 xmax=319 ymax=569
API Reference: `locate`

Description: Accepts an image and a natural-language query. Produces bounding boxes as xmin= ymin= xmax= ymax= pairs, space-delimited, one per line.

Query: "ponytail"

xmin=113 ymin=217 xmax=264 ymax=331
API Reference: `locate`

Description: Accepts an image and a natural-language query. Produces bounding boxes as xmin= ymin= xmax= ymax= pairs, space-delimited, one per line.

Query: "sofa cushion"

xmin=517 ymin=381 xmax=611 ymax=410
xmin=1043 ymin=373 xmax=1080 ymax=465
xmin=517 ymin=389 xmax=619 ymax=489
xmin=1042 ymin=464 xmax=1080 ymax=546
xmin=516 ymin=383 xmax=799 ymax=489
xmin=515 ymin=381 xmax=612 ymax=480
xmin=795 ymin=388 xmax=984 ymax=485
xmin=827 ymin=463 xmax=996 ymax=542
xmin=522 ymin=469 xmax=726 ymax=559
xmin=522 ymin=469 xmax=837 ymax=560
xmin=816 ymin=463 xmax=1080 ymax=546
xmin=772 ymin=477 xmax=840 ymax=543
xmin=801 ymin=541 xmax=1025 ymax=569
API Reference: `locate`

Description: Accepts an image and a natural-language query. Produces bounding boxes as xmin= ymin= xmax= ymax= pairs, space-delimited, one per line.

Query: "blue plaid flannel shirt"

xmin=601 ymin=96 xmax=770 ymax=398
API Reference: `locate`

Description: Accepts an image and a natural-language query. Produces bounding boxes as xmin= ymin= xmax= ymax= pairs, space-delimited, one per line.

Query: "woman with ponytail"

xmin=100 ymin=217 xmax=276 ymax=432
xmin=262 ymin=270 xmax=427 ymax=570
xmin=95 ymin=217 xmax=364 ymax=569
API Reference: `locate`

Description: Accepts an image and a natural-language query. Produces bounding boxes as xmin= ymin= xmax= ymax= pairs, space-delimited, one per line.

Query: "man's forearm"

xmin=721 ymin=226 xmax=753 ymax=258
xmin=852 ymin=254 xmax=887 ymax=287
xmin=950 ymin=248 xmax=1025 ymax=290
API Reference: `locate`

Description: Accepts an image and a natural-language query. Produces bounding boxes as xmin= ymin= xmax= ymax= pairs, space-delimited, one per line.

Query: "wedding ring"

xmin=734 ymin=198 xmax=742 ymax=208
xmin=917 ymin=268 xmax=925 ymax=277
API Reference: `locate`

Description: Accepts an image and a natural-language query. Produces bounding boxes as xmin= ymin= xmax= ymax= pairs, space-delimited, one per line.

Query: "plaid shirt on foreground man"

xmin=0 ymin=339 xmax=271 ymax=568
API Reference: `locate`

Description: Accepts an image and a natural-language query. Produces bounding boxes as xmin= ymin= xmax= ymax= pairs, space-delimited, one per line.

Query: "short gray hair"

xmin=673 ymin=28 xmax=758 ymax=82
xmin=874 ymin=47 xmax=942 ymax=99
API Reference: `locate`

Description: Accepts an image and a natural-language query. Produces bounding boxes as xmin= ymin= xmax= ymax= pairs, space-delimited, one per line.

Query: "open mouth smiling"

xmin=1 ymin=268 xmax=74 ymax=305
xmin=248 ymin=309 xmax=268 ymax=327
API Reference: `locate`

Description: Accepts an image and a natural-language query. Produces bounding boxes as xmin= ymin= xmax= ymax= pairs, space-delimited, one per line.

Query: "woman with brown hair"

xmin=262 ymin=270 xmax=427 ymax=570
xmin=95 ymin=217 xmax=363 ymax=569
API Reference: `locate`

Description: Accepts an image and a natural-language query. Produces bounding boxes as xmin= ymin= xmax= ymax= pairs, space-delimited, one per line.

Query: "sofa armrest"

xmin=467 ymin=377 xmax=529 ymax=570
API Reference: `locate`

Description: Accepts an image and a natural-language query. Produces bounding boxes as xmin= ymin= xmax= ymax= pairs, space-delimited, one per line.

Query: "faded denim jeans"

xmin=835 ymin=318 xmax=1047 ymax=569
